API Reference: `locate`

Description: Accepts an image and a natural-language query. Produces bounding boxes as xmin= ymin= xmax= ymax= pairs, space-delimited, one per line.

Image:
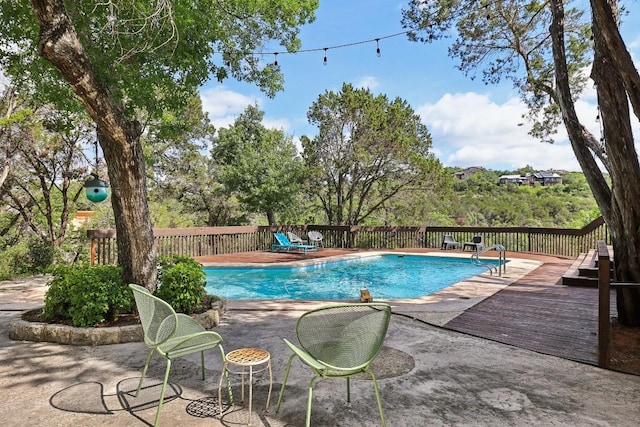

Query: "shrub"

xmin=0 ymin=241 xmax=27 ymax=280
xmin=26 ymin=238 xmax=55 ymax=273
xmin=1 ymin=237 xmax=56 ymax=278
xmin=156 ymin=255 xmax=206 ymax=315
xmin=43 ymin=264 xmax=133 ymax=327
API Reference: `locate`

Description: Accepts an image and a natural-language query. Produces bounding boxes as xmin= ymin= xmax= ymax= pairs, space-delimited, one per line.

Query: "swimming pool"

xmin=204 ymin=254 xmax=497 ymax=300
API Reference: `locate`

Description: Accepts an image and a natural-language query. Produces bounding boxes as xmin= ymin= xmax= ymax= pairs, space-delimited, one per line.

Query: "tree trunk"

xmin=590 ymin=0 xmax=640 ymax=326
xmin=31 ymin=0 xmax=157 ymax=290
xmin=549 ymin=0 xmax=613 ymax=221
xmin=266 ymin=211 xmax=276 ymax=226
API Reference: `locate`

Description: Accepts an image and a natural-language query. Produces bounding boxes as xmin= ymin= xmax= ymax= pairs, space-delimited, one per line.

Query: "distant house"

xmin=498 ymin=174 xmax=527 ymax=185
xmin=530 ymin=171 xmax=562 ymax=186
xmin=498 ymin=171 xmax=563 ymax=186
xmin=454 ymin=166 xmax=485 ymax=180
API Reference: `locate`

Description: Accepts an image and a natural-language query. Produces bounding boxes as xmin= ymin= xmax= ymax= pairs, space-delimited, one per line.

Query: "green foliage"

xmin=0 ymin=241 xmax=27 ymax=280
xmin=43 ymin=264 xmax=132 ymax=327
xmin=212 ymin=104 xmax=304 ymax=225
xmin=0 ymin=1 xmax=319 ymax=116
xmin=0 ymin=235 xmax=57 ymax=278
xmin=25 ymin=238 xmax=55 ymax=274
xmin=303 ymin=83 xmax=442 ymax=225
xmin=402 ymin=0 xmax=591 ymax=143
xmin=156 ymin=255 xmax=206 ymax=315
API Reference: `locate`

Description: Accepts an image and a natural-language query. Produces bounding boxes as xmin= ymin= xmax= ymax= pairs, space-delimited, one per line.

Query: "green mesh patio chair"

xmin=275 ymin=303 xmax=392 ymax=427
xmin=128 ymin=284 xmax=231 ymax=427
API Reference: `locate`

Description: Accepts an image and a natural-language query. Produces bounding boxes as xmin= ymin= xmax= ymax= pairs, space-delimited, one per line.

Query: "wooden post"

xmin=596 ymin=240 xmax=611 ymax=367
xmin=90 ymin=239 xmax=97 ymax=265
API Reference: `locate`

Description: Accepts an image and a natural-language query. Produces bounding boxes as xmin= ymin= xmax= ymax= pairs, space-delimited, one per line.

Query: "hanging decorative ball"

xmin=84 ymin=176 xmax=110 ymax=203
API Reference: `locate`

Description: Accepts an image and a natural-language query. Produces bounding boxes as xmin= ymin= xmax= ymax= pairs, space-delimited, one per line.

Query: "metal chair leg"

xmin=135 ymin=349 xmax=154 ymax=397
xmin=153 ymin=359 xmax=172 ymax=427
xmin=275 ymin=354 xmax=295 ymax=413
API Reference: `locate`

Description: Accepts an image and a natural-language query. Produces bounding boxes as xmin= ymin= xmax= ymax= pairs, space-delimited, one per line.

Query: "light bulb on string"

xmin=273 ymin=52 xmax=279 ymax=69
xmin=376 ymin=39 xmax=381 ymax=57
xmin=323 ymin=48 xmax=328 ymax=65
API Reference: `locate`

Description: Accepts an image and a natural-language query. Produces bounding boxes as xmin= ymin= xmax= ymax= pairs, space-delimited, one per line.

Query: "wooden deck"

xmin=444 ymin=257 xmax=615 ymax=365
xmin=197 ymin=249 xmax=612 ymax=367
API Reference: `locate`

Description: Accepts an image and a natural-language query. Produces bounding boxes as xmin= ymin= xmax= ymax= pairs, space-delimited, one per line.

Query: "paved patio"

xmin=1 ymin=251 xmax=640 ymax=426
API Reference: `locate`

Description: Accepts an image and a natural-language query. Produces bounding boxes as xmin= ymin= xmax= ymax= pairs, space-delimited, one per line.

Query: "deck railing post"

xmin=90 ymin=239 xmax=96 ymax=265
xmin=596 ymin=240 xmax=611 ymax=367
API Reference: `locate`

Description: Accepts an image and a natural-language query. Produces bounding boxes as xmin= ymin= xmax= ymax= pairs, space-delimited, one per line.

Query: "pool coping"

xmin=204 ymin=251 xmax=543 ymax=326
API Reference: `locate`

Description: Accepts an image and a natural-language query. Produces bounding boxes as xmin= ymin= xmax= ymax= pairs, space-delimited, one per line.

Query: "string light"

xmin=273 ymin=52 xmax=279 ymax=68
xmin=221 ymin=31 xmax=407 ymax=66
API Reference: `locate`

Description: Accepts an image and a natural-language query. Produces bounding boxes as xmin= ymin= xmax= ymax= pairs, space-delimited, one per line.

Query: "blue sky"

xmin=200 ymin=1 xmax=640 ymax=172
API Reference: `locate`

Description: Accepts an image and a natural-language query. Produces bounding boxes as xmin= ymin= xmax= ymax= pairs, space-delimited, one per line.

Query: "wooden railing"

xmin=596 ymin=240 xmax=640 ymax=367
xmin=88 ymin=217 xmax=609 ymax=265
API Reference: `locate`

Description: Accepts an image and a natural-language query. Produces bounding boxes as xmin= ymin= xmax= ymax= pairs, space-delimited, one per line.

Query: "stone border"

xmin=9 ymin=309 xmax=143 ymax=345
xmin=9 ymin=302 xmax=225 ymax=346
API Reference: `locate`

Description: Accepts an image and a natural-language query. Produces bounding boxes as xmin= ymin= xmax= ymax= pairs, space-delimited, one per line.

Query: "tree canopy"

xmin=212 ymin=105 xmax=303 ymax=225
xmin=302 ymin=83 xmax=442 ymax=225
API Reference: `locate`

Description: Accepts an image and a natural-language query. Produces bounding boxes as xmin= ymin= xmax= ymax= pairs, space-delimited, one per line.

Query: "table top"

xmin=226 ymin=348 xmax=271 ymax=366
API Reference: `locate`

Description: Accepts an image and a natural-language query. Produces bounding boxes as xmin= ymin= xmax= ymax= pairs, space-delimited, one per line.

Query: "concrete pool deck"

xmin=1 ymin=252 xmax=640 ymax=426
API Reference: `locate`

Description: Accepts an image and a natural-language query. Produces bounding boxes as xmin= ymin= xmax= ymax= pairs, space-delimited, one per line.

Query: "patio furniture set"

xmin=129 ymin=284 xmax=391 ymax=427
xmin=441 ymin=234 xmax=485 ymax=252
xmin=271 ymin=231 xmax=324 ymax=255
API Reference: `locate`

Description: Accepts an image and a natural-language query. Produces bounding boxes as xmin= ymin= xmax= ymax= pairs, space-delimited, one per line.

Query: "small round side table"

xmin=218 ymin=347 xmax=273 ymax=425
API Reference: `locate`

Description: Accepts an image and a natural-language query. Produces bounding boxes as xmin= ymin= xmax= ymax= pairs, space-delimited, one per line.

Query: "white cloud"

xmin=200 ymin=85 xmax=294 ymax=133
xmin=417 ymin=92 xmax=583 ymax=171
xmin=354 ymin=76 xmax=379 ymax=90
xmin=200 ymin=86 xmax=260 ymax=129
xmin=0 ymin=70 xmax=9 ymax=91
xmin=263 ymin=117 xmax=292 ymax=131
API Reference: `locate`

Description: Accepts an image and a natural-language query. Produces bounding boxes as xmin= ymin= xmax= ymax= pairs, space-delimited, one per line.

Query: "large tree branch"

xmin=590 ymin=0 xmax=640 ymax=122
xmin=31 ymin=0 xmax=142 ymax=142
xmin=549 ymin=0 xmax=612 ymax=222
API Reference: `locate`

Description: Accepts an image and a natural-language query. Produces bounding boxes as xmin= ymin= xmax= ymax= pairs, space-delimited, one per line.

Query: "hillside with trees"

xmin=443 ymin=168 xmax=600 ymax=228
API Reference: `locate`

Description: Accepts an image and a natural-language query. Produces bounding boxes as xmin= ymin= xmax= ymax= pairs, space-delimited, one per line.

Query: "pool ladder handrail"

xmin=470 ymin=244 xmax=507 ymax=276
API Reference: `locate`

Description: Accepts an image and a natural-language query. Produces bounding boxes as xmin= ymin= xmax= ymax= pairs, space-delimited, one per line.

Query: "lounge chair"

xmin=272 ymin=232 xmax=317 ymax=255
xmin=128 ymin=284 xmax=232 ymax=427
xmin=463 ymin=235 xmax=485 ymax=252
xmin=307 ymin=230 xmax=324 ymax=247
xmin=287 ymin=231 xmax=307 ymax=245
xmin=441 ymin=234 xmax=461 ymax=250
xmin=275 ymin=303 xmax=392 ymax=427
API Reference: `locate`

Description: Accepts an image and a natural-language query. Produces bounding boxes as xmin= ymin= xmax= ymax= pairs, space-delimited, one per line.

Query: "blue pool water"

xmin=204 ymin=254 xmax=497 ymax=300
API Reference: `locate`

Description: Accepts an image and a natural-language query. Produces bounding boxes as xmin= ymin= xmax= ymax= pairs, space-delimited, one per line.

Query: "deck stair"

xmin=561 ymin=248 xmax=613 ymax=287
